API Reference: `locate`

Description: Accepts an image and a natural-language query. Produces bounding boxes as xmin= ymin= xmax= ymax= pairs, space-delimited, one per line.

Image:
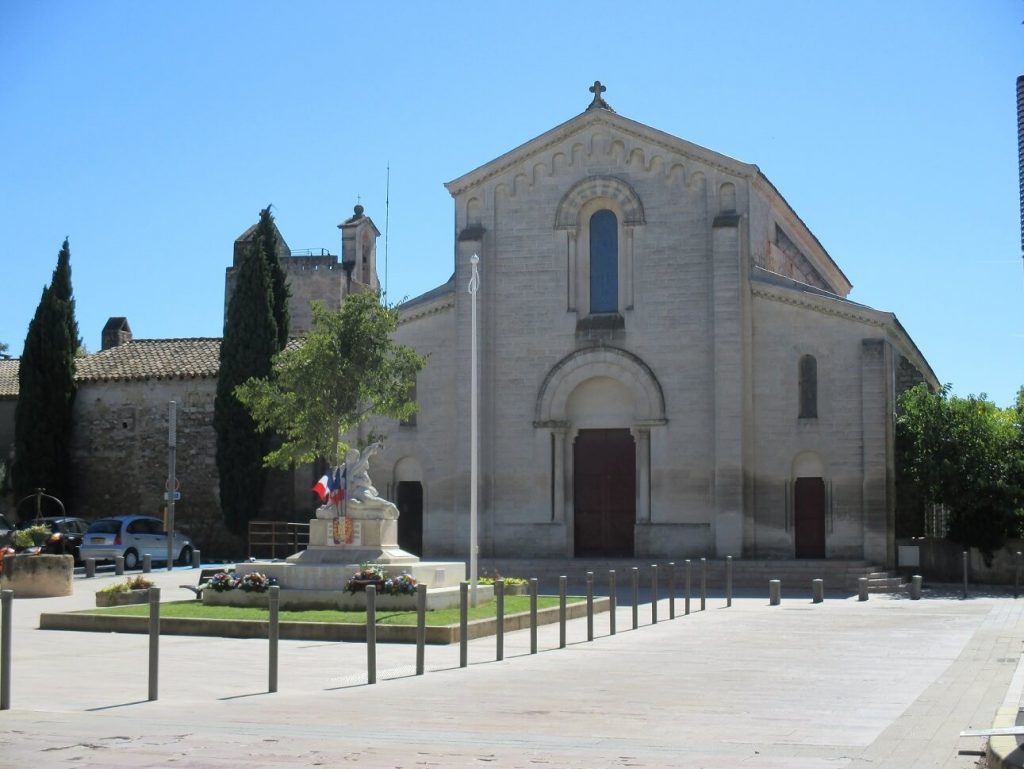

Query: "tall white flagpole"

xmin=468 ymin=253 xmax=480 ymax=606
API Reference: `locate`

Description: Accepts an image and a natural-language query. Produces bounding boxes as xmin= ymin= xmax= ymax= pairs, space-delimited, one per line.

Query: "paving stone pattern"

xmin=0 ymin=568 xmax=1021 ymax=768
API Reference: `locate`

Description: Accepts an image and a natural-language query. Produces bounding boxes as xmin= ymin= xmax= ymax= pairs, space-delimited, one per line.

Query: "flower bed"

xmin=345 ymin=564 xmax=417 ymax=596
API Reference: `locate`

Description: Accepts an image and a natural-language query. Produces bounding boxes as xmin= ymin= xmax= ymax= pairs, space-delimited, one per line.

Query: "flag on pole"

xmin=312 ymin=474 xmax=329 ymax=503
xmin=328 ymin=465 xmax=347 ymax=505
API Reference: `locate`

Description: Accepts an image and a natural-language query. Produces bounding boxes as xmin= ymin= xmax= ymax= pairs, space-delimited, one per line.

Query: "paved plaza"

xmin=0 ymin=566 xmax=1021 ymax=768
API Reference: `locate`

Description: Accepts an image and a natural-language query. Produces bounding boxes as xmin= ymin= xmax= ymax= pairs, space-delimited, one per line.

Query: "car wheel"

xmin=123 ymin=548 xmax=139 ymax=570
xmin=177 ymin=545 xmax=193 ymax=567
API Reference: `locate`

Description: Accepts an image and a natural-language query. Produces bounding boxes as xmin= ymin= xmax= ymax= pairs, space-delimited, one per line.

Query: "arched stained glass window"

xmin=589 ymin=209 xmax=618 ymax=313
xmin=799 ymin=355 xmax=818 ymax=418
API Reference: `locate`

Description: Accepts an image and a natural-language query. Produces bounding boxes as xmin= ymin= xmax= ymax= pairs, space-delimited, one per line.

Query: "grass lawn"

xmin=87 ymin=595 xmax=581 ymax=626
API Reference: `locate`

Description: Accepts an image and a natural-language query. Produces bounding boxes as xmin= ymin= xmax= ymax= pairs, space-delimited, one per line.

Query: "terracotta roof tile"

xmin=74 ymin=338 xmax=221 ymax=384
xmin=0 ymin=358 xmax=19 ymax=399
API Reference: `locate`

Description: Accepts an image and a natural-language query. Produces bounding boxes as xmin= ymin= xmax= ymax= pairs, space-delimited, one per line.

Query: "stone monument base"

xmin=221 ymin=515 xmax=481 ymax=611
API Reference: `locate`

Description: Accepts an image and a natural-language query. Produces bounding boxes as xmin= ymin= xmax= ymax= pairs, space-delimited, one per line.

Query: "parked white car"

xmin=79 ymin=515 xmax=194 ymax=569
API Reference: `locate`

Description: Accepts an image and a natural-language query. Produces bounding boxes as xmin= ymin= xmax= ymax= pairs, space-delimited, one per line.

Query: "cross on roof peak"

xmin=586 ymin=80 xmax=614 ymax=112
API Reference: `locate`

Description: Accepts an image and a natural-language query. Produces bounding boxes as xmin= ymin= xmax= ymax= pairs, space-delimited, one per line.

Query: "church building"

xmin=3 ymin=83 xmax=935 ymax=568
xmin=372 ymin=82 xmax=936 ymax=567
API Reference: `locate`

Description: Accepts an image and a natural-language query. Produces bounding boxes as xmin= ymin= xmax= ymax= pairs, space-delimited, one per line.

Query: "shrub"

xmin=98 ymin=575 xmax=154 ymax=594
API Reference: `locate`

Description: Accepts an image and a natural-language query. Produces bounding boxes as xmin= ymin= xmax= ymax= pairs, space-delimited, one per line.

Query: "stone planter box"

xmin=0 ymin=554 xmax=73 ymax=597
xmin=95 ymin=589 xmax=150 ymax=607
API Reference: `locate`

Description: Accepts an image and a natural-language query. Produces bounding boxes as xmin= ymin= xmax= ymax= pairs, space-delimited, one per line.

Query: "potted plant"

xmin=95 ymin=575 xmax=155 ymax=607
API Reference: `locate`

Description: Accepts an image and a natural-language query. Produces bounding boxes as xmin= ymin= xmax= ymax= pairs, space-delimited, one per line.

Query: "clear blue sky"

xmin=1 ymin=1 xmax=1021 ymax=405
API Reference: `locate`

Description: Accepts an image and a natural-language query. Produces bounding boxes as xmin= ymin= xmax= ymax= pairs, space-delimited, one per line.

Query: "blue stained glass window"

xmin=590 ymin=209 xmax=618 ymax=313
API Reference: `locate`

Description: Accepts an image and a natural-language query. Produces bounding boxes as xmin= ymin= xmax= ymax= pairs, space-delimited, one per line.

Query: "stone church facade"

xmin=371 ymin=84 xmax=936 ymax=567
xmin=1 ymin=84 xmax=935 ymax=566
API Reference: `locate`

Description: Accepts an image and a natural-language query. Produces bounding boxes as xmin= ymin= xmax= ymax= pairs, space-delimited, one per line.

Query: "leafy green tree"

xmin=896 ymin=383 xmax=1024 ymax=561
xmin=235 ymin=293 xmax=424 ymax=471
xmin=213 ymin=209 xmax=285 ymax=535
xmin=11 ymin=239 xmax=78 ymax=514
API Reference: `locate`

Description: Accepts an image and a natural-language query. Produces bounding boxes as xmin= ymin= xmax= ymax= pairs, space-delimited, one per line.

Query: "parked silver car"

xmin=79 ymin=515 xmax=194 ymax=569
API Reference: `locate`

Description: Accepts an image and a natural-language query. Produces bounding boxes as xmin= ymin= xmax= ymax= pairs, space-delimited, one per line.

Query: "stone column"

xmin=624 ymin=226 xmax=635 ymax=310
xmin=711 ymin=212 xmax=746 ymax=557
xmin=551 ymin=425 xmax=567 ymax=523
xmin=861 ymin=339 xmax=895 ymax=568
xmin=566 ymin=231 xmax=577 ymax=312
xmin=631 ymin=427 xmax=651 ymax=523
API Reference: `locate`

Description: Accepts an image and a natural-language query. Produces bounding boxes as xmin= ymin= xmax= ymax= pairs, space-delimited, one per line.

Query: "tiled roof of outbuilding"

xmin=0 ymin=358 xmax=19 ymax=399
xmin=74 ymin=338 xmax=221 ymax=383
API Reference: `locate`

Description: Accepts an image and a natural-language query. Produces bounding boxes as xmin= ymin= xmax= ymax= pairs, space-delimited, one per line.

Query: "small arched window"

xmin=799 ymin=355 xmax=818 ymax=419
xmin=589 ymin=209 xmax=618 ymax=313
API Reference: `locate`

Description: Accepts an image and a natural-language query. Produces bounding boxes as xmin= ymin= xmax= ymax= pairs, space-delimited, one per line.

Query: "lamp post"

xmin=468 ymin=254 xmax=480 ymax=606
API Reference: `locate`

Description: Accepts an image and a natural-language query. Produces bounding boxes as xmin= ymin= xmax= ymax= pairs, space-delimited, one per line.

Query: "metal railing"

xmin=247 ymin=521 xmax=310 ymax=560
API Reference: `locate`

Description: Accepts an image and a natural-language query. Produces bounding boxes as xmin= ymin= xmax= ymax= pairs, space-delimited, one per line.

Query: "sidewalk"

xmin=0 ymin=565 xmax=1021 ymax=768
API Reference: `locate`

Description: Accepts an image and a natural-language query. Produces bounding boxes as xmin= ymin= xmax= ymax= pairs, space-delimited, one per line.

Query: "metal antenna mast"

xmin=384 ymin=162 xmax=390 ymax=298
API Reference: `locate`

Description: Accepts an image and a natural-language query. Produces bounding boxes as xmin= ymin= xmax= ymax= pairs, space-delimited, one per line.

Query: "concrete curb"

xmin=39 ymin=597 xmax=608 ymax=645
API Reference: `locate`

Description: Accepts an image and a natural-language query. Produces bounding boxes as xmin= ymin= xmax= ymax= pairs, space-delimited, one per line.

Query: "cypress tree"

xmin=214 ymin=213 xmax=282 ymax=535
xmin=256 ymin=206 xmax=290 ymax=348
xmin=12 ymin=239 xmax=78 ymax=514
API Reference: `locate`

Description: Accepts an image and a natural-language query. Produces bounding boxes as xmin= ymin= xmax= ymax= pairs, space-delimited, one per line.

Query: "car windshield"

xmin=86 ymin=520 xmax=122 ymax=534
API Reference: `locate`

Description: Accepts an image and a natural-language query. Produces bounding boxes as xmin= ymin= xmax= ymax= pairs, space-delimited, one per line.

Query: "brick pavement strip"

xmin=0 ymin=570 xmax=1022 ymax=768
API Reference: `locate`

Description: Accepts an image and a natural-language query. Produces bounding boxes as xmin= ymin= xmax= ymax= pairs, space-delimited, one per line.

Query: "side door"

xmin=127 ymin=518 xmax=165 ymax=560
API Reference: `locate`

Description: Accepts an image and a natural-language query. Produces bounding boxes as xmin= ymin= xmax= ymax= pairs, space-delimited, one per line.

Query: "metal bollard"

xmin=684 ymin=559 xmax=692 ymax=615
xmin=529 ymin=578 xmax=538 ymax=654
xmin=148 ymin=587 xmax=160 ymax=701
xmin=143 ymin=554 xmax=152 ymax=574
xmin=631 ymin=567 xmax=639 ymax=630
xmin=962 ymin=551 xmax=968 ymax=599
xmin=668 ymin=562 xmax=676 ymax=620
xmin=416 ymin=584 xmax=427 ymax=675
xmin=812 ymin=579 xmax=824 ymax=604
xmin=769 ymin=579 xmax=781 ymax=606
xmin=85 ymin=558 xmax=96 ymax=578
xmin=1 ymin=589 xmax=12 ymax=710
xmin=114 ymin=556 xmax=124 ymax=576
xmin=495 ymin=579 xmax=504 ymax=661
xmin=558 ymin=576 xmax=567 ymax=649
xmin=586 ymin=572 xmax=594 ymax=642
xmin=459 ymin=582 xmax=468 ymax=668
xmin=268 ymin=586 xmax=279 ymax=693
xmin=700 ymin=558 xmax=707 ymax=611
xmin=192 ymin=549 xmax=201 ymax=569
xmin=726 ymin=555 xmax=733 ymax=608
xmin=1016 ymin=552 xmax=1021 ymax=599
xmin=651 ymin=565 xmax=658 ymax=625
xmin=858 ymin=577 xmax=869 ymax=601
xmin=366 ymin=584 xmax=377 ymax=684
xmin=910 ymin=575 xmax=923 ymax=600
xmin=608 ymin=570 xmax=617 ymax=636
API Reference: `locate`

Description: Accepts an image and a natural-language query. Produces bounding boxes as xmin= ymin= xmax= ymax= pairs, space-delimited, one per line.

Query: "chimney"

xmin=101 ymin=317 xmax=132 ymax=350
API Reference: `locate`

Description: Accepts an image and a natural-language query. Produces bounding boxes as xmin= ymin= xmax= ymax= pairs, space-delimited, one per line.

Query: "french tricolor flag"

xmin=312 ymin=473 xmax=330 ymax=503
xmin=328 ymin=465 xmax=347 ymax=505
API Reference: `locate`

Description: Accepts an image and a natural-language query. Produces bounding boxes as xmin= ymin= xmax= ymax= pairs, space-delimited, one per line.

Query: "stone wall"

xmin=70 ymin=378 xmax=225 ymax=551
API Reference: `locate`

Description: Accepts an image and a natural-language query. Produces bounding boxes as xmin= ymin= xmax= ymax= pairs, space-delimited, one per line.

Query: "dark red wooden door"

xmin=794 ymin=477 xmax=826 ymax=558
xmin=573 ymin=429 xmax=635 ymax=557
